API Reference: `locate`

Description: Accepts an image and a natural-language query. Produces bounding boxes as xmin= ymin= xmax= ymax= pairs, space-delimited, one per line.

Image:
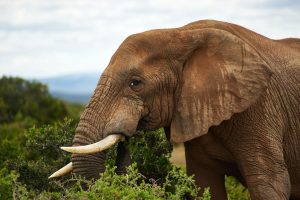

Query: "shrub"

xmin=128 ymin=129 xmax=173 ymax=182
xmin=8 ymin=118 xmax=75 ymax=191
xmin=1 ymin=120 xmax=205 ymax=199
xmin=0 ymin=168 xmax=18 ymax=199
xmin=2 ymin=164 xmax=204 ymax=200
xmin=2 ymin=117 xmax=254 ymax=199
xmin=0 ymin=76 xmax=69 ymax=125
xmin=225 ymin=176 xmax=250 ymax=200
xmin=0 ymin=122 xmax=26 ymax=169
xmin=0 ymin=77 xmax=82 ymax=170
xmin=2 ymin=119 xmax=205 ymax=199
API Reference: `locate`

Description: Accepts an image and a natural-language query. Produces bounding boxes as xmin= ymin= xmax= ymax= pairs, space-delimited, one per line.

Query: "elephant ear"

xmin=170 ymin=28 xmax=272 ymax=143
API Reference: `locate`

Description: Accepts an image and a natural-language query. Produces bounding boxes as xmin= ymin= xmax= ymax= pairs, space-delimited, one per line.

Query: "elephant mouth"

xmin=137 ymin=114 xmax=154 ymax=130
xmin=137 ymin=117 xmax=148 ymax=129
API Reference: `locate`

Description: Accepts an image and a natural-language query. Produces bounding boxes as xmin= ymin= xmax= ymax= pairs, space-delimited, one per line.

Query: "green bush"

xmin=225 ymin=176 xmax=250 ymax=200
xmin=0 ymin=167 xmax=38 ymax=200
xmin=0 ymin=122 xmax=26 ymax=169
xmin=1 ymin=117 xmax=251 ymax=199
xmin=0 ymin=76 xmax=68 ymax=125
xmin=2 ymin=119 xmax=204 ymax=199
xmin=2 ymin=164 xmax=203 ymax=200
xmin=0 ymin=77 xmax=83 ymax=170
xmin=0 ymin=168 xmax=18 ymax=199
xmin=8 ymin=118 xmax=75 ymax=191
xmin=128 ymin=129 xmax=173 ymax=182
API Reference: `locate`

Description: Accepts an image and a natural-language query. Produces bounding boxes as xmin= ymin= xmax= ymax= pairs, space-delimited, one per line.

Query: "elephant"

xmin=49 ymin=20 xmax=300 ymax=200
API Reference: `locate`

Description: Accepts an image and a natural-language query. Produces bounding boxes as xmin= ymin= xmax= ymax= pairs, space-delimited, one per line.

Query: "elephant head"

xmin=49 ymin=23 xmax=271 ymax=179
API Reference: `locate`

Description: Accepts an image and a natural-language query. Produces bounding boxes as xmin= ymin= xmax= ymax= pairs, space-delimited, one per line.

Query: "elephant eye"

xmin=130 ymin=79 xmax=141 ymax=87
xmin=129 ymin=79 xmax=142 ymax=91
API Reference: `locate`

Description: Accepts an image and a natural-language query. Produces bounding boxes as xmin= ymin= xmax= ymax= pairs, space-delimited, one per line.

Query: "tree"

xmin=0 ymin=76 xmax=68 ymax=125
xmin=0 ymin=76 xmax=81 ymax=170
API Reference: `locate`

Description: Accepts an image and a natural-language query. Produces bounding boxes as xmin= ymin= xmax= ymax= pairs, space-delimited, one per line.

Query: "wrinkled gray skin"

xmin=70 ymin=20 xmax=300 ymax=199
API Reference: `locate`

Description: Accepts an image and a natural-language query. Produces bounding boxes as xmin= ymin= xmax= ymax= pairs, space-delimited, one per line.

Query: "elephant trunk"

xmin=71 ymin=120 xmax=108 ymax=179
xmin=68 ymin=76 xmax=120 ymax=178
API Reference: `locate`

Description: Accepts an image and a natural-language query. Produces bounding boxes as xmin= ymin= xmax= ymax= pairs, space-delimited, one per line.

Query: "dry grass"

xmin=170 ymin=143 xmax=186 ymax=166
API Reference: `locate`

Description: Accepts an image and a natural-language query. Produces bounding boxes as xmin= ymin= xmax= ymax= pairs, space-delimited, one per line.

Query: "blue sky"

xmin=0 ymin=0 xmax=299 ymax=78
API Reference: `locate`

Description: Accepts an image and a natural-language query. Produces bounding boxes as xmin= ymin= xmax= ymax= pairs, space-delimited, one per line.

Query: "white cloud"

xmin=0 ymin=0 xmax=299 ymax=78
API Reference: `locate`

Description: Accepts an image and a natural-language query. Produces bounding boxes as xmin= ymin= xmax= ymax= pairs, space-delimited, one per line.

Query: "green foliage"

xmin=9 ymin=118 xmax=75 ymax=191
xmin=64 ymin=102 xmax=84 ymax=121
xmin=0 ymin=76 xmax=68 ymax=125
xmin=2 ymin=120 xmax=203 ymax=199
xmin=200 ymin=188 xmax=211 ymax=200
xmin=128 ymin=130 xmax=200 ymax=198
xmin=0 ymin=115 xmax=202 ymax=199
xmin=163 ymin=166 xmax=200 ymax=199
xmin=128 ymin=129 xmax=173 ymax=182
xmin=3 ymin=164 xmax=201 ymax=200
xmin=0 ymin=168 xmax=18 ymax=199
xmin=225 ymin=176 xmax=250 ymax=200
xmin=0 ymin=76 xmax=83 ymax=171
xmin=0 ymin=167 xmax=37 ymax=200
xmin=0 ymin=122 xmax=26 ymax=169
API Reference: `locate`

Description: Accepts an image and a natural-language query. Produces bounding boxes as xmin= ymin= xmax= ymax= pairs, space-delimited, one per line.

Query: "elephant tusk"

xmin=48 ymin=162 xmax=73 ymax=179
xmin=60 ymin=134 xmax=125 ymax=154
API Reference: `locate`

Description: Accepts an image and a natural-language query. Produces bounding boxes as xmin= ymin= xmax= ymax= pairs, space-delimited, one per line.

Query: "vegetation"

xmin=0 ymin=77 xmax=83 ymax=171
xmin=225 ymin=176 xmax=250 ymax=200
xmin=128 ymin=129 xmax=173 ymax=183
xmin=0 ymin=76 xmax=249 ymax=199
xmin=1 ymin=120 xmax=202 ymax=199
xmin=0 ymin=76 xmax=68 ymax=125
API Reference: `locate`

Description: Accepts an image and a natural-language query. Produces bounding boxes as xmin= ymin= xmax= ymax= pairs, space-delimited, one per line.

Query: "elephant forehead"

xmin=104 ymin=53 xmax=169 ymax=79
xmin=102 ymin=58 xmax=138 ymax=79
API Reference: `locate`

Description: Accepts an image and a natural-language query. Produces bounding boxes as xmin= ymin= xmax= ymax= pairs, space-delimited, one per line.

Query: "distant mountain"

xmin=39 ymin=73 xmax=101 ymax=104
xmin=51 ymin=91 xmax=92 ymax=104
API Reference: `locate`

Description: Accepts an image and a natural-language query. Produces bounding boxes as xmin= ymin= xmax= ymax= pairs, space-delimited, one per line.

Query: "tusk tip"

xmin=48 ymin=162 xmax=73 ymax=180
xmin=48 ymin=173 xmax=57 ymax=179
xmin=60 ymin=146 xmax=73 ymax=152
